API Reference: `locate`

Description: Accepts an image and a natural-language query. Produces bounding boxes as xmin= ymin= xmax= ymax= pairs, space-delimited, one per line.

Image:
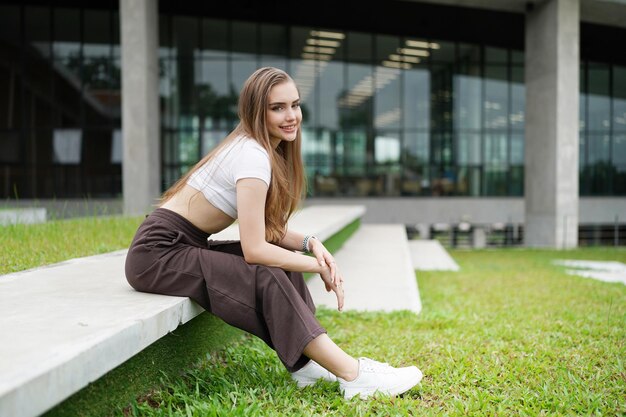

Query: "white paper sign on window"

xmin=111 ymin=129 xmax=123 ymax=164
xmin=53 ymin=129 xmax=82 ymax=164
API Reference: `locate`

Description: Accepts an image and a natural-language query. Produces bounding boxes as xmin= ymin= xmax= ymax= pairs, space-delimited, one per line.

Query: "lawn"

xmin=2 ymin=218 xmax=625 ymax=415
xmin=0 ymin=215 xmax=143 ymax=274
xmin=125 ymin=248 xmax=626 ymax=416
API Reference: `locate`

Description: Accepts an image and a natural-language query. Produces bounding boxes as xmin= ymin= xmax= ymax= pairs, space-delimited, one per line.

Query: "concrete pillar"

xmin=524 ymin=0 xmax=579 ymax=248
xmin=120 ymin=0 xmax=160 ymax=216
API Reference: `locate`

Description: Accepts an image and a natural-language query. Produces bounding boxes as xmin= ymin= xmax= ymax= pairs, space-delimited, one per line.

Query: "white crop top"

xmin=187 ymin=136 xmax=271 ymax=219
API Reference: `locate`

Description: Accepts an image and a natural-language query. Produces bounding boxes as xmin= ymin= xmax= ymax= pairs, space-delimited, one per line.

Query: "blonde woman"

xmin=125 ymin=67 xmax=423 ymax=399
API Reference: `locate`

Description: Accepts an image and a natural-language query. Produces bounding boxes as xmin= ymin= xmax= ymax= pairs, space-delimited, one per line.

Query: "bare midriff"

xmin=159 ymin=184 xmax=235 ymax=234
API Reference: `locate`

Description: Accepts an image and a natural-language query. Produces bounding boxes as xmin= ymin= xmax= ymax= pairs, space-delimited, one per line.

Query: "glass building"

xmin=1 ymin=0 xmax=625 ymax=246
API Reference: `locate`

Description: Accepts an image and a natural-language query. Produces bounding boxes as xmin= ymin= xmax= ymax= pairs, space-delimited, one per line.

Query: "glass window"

xmin=26 ymin=6 xmax=51 ymax=58
xmin=510 ymin=133 xmax=524 ymax=165
xmin=428 ymin=40 xmax=454 ymax=63
xmin=485 ymin=47 xmax=507 ymax=64
xmin=403 ymin=68 xmax=429 ymax=132
xmin=457 ymin=166 xmax=481 ymax=196
xmin=484 ymin=133 xmax=508 ymax=165
xmin=0 ymin=5 xmax=20 ymax=44
xmin=483 ymin=165 xmax=508 ymax=196
xmin=173 ymin=16 xmax=198 ymax=59
xmin=614 ymin=134 xmax=626 ymax=166
xmin=195 ymin=60 xmax=234 ymax=130
xmin=588 ymin=134 xmax=611 ymax=164
xmin=336 ymin=129 xmax=367 ymax=177
xmin=613 ymin=66 xmax=626 ymax=132
xmin=201 ymin=18 xmax=228 ymax=58
xmin=317 ymin=60 xmax=343 ymax=130
xmin=346 ymin=31 xmax=372 ymax=62
xmin=458 ymin=43 xmax=480 ymax=64
xmin=53 ymin=8 xmax=80 ymax=60
xmin=374 ymin=66 xmax=401 ymax=129
xmin=587 ymin=63 xmax=610 ymax=132
xmin=291 ymin=58 xmax=319 ymax=127
xmin=510 ymin=65 xmax=524 ymax=130
xmin=232 ymin=20 xmax=257 ymax=60
xmin=454 ymin=73 xmax=482 ymax=130
xmin=456 ymin=133 xmax=481 ymax=165
xmin=260 ymin=23 xmax=287 ymax=58
xmin=302 ymin=127 xmax=332 ymax=178
xmin=484 ymin=64 xmax=508 ymax=130
xmin=340 ymin=63 xmax=373 ymax=129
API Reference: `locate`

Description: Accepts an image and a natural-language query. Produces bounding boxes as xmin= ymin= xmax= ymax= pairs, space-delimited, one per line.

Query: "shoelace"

xmin=359 ymin=358 xmax=392 ymax=373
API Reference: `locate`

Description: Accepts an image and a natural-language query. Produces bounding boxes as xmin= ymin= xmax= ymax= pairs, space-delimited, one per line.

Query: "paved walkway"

xmin=307 ymin=224 xmax=422 ymax=313
xmin=407 ymin=240 xmax=460 ymax=271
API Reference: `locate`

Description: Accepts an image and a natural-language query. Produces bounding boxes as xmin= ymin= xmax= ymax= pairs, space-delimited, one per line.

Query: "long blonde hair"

xmin=160 ymin=67 xmax=305 ymax=243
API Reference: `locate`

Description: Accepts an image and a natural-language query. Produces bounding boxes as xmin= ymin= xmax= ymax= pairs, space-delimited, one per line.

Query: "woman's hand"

xmin=310 ymin=238 xmax=345 ymax=311
xmin=319 ymin=262 xmax=344 ymax=311
xmin=309 ymin=238 xmax=341 ymax=287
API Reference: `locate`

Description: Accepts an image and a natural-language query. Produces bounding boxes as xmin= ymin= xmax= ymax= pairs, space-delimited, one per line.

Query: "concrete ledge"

xmin=0 ymin=205 xmax=365 ymax=417
xmin=0 ymin=208 xmax=46 ymax=226
xmin=210 ymin=205 xmax=366 ymax=241
xmin=307 ymin=224 xmax=422 ymax=313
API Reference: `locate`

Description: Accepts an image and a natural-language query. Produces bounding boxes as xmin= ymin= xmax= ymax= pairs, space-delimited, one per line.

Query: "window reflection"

xmin=3 ymin=8 xmax=625 ymax=199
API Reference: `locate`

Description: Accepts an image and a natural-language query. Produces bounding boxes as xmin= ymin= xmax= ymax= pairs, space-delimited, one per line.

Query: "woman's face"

xmin=266 ymin=81 xmax=302 ymax=147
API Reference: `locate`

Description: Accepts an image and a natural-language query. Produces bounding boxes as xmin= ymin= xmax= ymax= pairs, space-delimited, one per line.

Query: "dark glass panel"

xmin=0 ymin=5 xmax=20 ymax=44
xmin=346 ymin=31 xmax=371 ymax=62
xmin=588 ymin=62 xmax=610 ymax=132
xmin=232 ymin=20 xmax=257 ymax=59
xmin=402 ymin=131 xmax=429 ymax=196
xmin=0 ymin=56 xmax=22 ymax=129
xmin=261 ymin=23 xmax=287 ymax=57
xmin=172 ymin=16 xmax=199 ymax=59
xmin=485 ymin=46 xmax=507 ymax=64
xmin=53 ymin=8 xmax=80 ymax=59
xmin=428 ymin=40 xmax=454 ymax=63
xmin=613 ymin=66 xmax=626 ymax=132
xmin=84 ymin=10 xmax=111 ymax=46
xmin=26 ymin=6 xmax=51 ymax=59
xmin=340 ymin=63 xmax=373 ymax=129
xmin=201 ymin=18 xmax=228 ymax=58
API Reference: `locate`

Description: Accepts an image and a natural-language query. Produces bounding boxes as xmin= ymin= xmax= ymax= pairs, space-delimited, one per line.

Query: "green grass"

xmin=0 ymin=215 xmax=144 ymax=274
xmin=121 ymin=247 xmax=626 ymax=416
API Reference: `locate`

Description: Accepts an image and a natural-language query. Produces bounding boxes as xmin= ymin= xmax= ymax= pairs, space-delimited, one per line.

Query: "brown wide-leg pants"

xmin=124 ymin=208 xmax=326 ymax=372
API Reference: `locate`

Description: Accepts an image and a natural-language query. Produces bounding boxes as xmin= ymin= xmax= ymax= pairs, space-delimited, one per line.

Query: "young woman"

xmin=125 ymin=67 xmax=423 ymax=399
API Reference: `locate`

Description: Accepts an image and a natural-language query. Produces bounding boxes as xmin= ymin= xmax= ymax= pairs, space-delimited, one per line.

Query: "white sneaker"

xmin=290 ymin=360 xmax=337 ymax=388
xmin=338 ymin=357 xmax=423 ymax=399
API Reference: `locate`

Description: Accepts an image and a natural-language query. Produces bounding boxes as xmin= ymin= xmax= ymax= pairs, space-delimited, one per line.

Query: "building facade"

xmin=1 ymin=0 xmax=625 ymax=246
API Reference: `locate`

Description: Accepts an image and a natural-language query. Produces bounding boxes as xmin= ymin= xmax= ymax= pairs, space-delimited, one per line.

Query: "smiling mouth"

xmin=280 ymin=125 xmax=297 ymax=131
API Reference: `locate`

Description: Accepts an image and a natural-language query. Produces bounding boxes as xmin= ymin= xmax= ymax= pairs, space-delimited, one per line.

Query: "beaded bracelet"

xmin=302 ymin=235 xmax=317 ymax=253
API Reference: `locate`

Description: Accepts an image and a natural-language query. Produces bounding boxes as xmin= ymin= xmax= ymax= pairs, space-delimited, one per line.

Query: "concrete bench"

xmin=0 ymin=205 xmax=365 ymax=417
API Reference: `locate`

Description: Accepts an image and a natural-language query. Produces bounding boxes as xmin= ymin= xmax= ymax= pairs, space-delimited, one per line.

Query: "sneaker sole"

xmin=343 ymin=369 xmax=423 ymax=399
xmin=293 ymin=377 xmax=338 ymax=388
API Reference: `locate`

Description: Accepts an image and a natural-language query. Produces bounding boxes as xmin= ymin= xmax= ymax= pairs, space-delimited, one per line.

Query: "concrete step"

xmin=407 ymin=240 xmax=460 ymax=271
xmin=0 ymin=205 xmax=365 ymax=417
xmin=307 ymin=224 xmax=422 ymax=313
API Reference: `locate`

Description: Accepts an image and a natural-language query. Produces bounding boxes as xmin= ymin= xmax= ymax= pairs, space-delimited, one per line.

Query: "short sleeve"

xmin=232 ymin=141 xmax=271 ymax=186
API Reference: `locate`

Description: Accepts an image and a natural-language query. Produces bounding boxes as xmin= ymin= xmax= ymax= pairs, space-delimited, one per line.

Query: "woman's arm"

xmin=237 ymin=178 xmax=344 ymax=309
xmin=279 ymin=229 xmax=342 ymax=290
